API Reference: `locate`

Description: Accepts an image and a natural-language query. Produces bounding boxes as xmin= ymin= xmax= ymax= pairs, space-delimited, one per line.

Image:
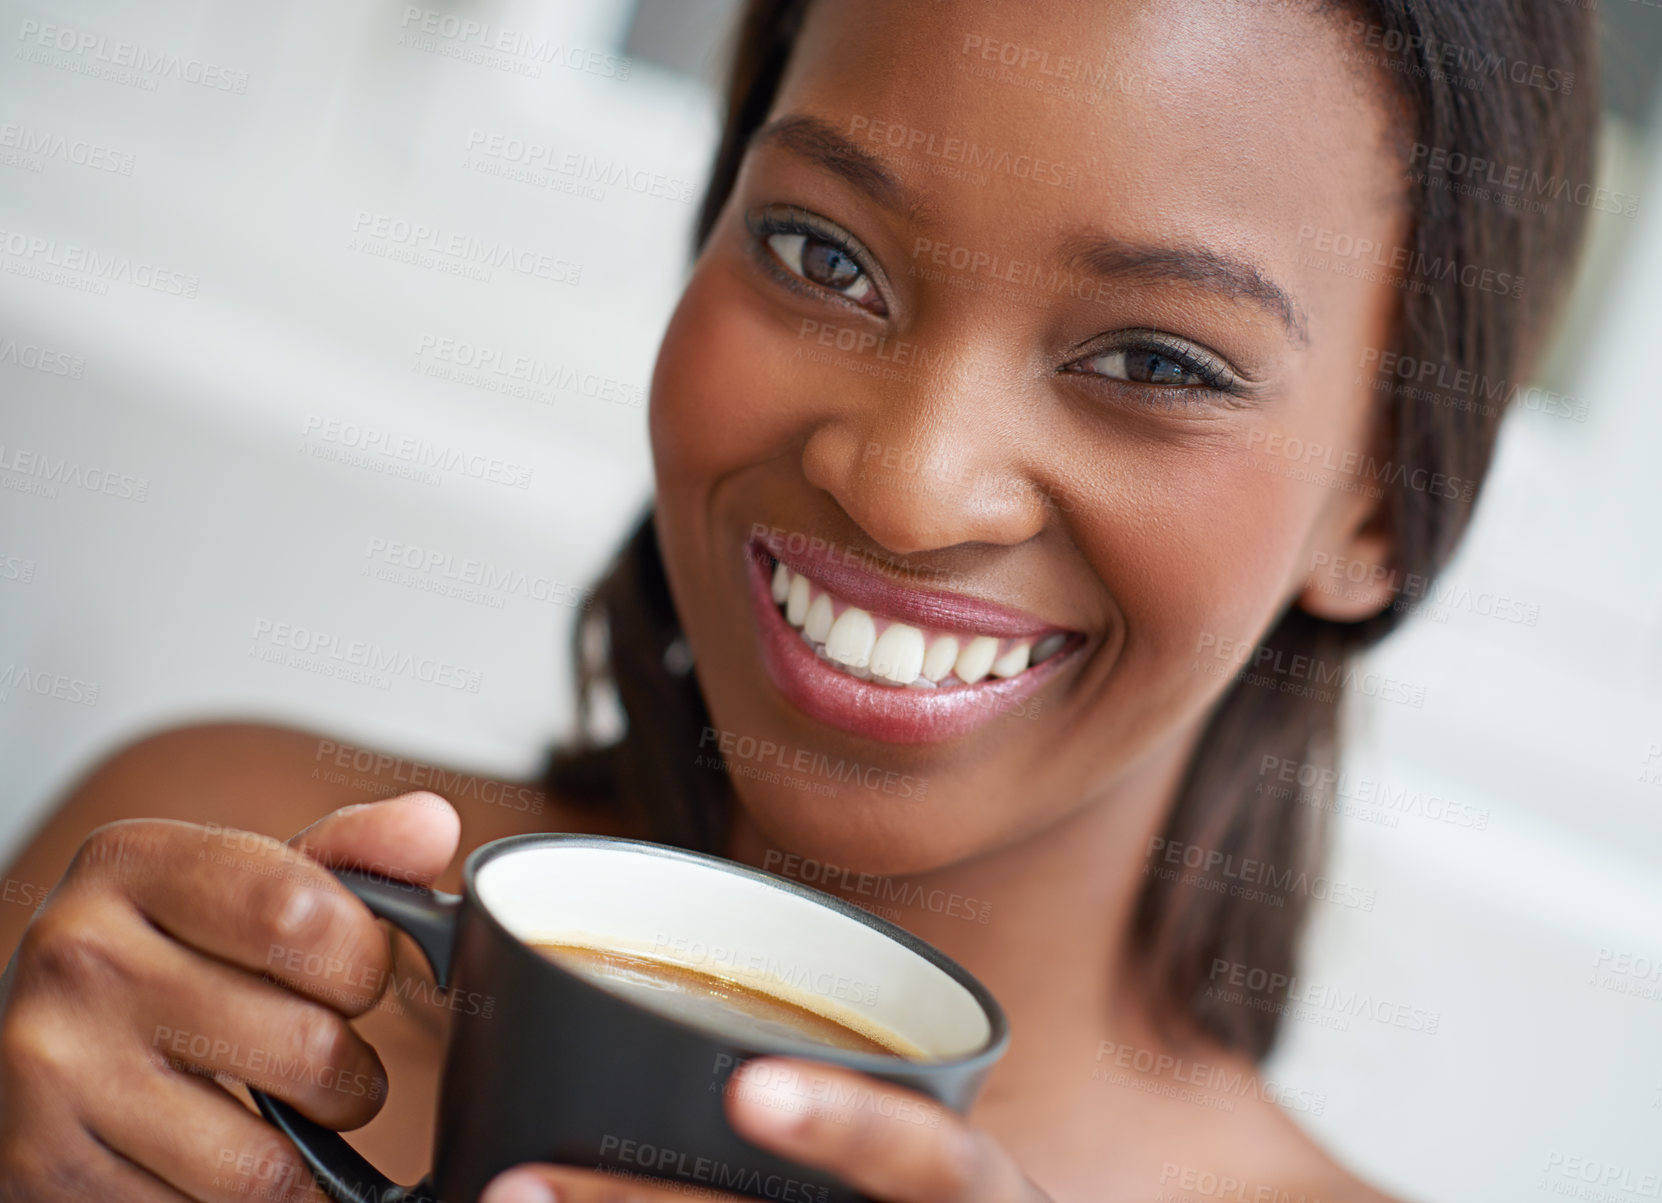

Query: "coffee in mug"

xmin=529 ymin=941 xmax=928 ymax=1058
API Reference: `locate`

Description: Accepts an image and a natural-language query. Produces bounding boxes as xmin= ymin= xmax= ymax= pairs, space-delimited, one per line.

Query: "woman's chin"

xmin=727 ymin=785 xmax=993 ymax=881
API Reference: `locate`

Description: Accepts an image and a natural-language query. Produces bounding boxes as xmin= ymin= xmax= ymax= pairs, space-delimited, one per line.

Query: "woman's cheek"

xmin=1096 ymin=441 xmax=1312 ymax=698
xmin=650 ymin=265 xmax=807 ymax=489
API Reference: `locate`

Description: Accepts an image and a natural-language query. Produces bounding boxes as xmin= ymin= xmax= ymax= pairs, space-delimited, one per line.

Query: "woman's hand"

xmin=480 ymin=1056 xmax=1052 ymax=1203
xmin=0 ymin=793 xmax=459 ymax=1202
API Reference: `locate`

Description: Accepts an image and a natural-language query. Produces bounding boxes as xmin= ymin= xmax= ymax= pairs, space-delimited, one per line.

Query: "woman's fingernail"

xmin=274 ymin=888 xmax=321 ymax=938
xmin=480 ymin=1169 xmax=557 ymax=1203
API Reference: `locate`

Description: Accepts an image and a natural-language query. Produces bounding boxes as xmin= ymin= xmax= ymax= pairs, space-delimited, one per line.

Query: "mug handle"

xmin=247 ymin=868 xmax=462 ymax=1203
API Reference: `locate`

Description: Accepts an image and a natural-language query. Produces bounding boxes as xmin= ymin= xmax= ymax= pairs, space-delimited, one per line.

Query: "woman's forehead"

xmin=773 ymin=0 xmax=1403 ymax=230
xmin=760 ymin=0 xmax=1407 ymax=347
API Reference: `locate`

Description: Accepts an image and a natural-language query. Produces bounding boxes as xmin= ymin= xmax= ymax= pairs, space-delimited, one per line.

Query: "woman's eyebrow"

xmin=753 ymin=114 xmax=1309 ymax=346
xmin=1061 ymin=234 xmax=1310 ymax=346
xmin=751 ymin=114 xmax=913 ymax=214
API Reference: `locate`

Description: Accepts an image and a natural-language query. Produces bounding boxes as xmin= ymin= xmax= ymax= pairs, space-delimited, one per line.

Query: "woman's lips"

xmin=745 ymin=541 xmax=1080 ymax=745
xmin=761 ymin=537 xmax=1056 ymax=638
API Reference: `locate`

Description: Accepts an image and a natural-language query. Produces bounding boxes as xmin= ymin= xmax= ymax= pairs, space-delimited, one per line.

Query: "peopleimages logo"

xmin=1145 ymin=836 xmax=1378 ymax=912
xmin=0 ymin=123 xmax=135 ymax=175
xmin=1258 ymin=754 xmax=1491 ymax=831
xmin=0 ymin=442 xmax=150 ymax=502
xmin=649 ymin=933 xmax=880 ymax=1008
xmin=1297 ymin=223 xmax=1522 ymax=297
xmin=845 ymin=115 xmax=1080 ymax=189
xmin=397 ymin=7 xmax=631 ymax=79
xmin=697 ymin=726 xmax=928 ymax=799
xmin=1540 ymin=1151 xmax=1661 ymax=1199
xmin=1246 ymin=428 xmax=1477 ymax=504
xmin=0 ymin=664 xmax=98 ymax=706
xmin=363 ymin=537 xmax=590 ymax=609
xmin=761 ymin=849 xmax=991 ymax=925
xmin=1193 ymin=631 xmax=1428 ymax=710
xmin=1093 ymin=1041 xmax=1327 ymax=1116
xmin=249 ymin=618 xmax=484 ymax=693
xmin=0 ymin=228 xmax=199 ymax=298
xmin=1361 ymin=347 xmax=1587 ymax=424
xmin=463 ymin=129 xmax=694 ymax=203
xmin=349 ymin=211 xmax=582 ymax=286
xmin=1345 ymin=20 xmax=1575 ymax=95
xmin=15 ymin=18 xmax=251 ymax=93
xmin=152 ymin=1026 xmax=384 ymax=1100
xmin=312 ymin=739 xmax=545 ymax=815
xmin=1407 ymin=143 xmax=1638 ymax=218
xmin=1206 ymin=957 xmax=1442 ymax=1034
xmin=597 ymin=1136 xmax=828 ymax=1202
xmin=413 ymin=334 xmax=644 ymax=408
xmin=1590 ymin=946 xmax=1662 ymax=1003
xmin=300 ymin=417 xmax=533 ymax=489
xmin=0 ymin=338 xmax=84 ymax=379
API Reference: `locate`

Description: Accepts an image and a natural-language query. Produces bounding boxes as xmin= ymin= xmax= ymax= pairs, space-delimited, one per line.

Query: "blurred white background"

xmin=1 ymin=2 xmax=1659 ymax=1200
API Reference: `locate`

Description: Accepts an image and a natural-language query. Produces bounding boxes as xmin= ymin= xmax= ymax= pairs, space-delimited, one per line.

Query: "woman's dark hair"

xmin=548 ymin=0 xmax=1599 ymax=1059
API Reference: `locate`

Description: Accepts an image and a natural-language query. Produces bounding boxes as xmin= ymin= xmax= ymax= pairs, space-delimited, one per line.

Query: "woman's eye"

xmin=765 ymin=232 xmax=878 ymax=307
xmin=1079 ymin=348 xmax=1209 ymax=387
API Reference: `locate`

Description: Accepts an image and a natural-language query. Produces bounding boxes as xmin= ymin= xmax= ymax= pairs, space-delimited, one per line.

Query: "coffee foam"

xmin=526 ymin=932 xmax=929 ymax=1060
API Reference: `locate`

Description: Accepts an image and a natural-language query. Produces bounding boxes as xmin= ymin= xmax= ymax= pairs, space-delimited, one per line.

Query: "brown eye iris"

xmin=801 ymin=239 xmax=861 ymax=291
xmin=1067 ymin=339 xmax=1230 ymax=392
xmin=763 ymin=229 xmax=879 ymax=310
xmin=1124 ymin=349 xmax=1198 ymax=386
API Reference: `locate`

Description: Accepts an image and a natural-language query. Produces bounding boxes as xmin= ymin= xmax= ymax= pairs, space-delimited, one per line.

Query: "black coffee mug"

xmin=249 ymin=834 xmax=1008 ymax=1203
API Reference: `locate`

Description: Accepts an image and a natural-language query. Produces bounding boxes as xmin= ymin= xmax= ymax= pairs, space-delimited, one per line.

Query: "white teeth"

xmin=920 ymin=635 xmax=959 ymax=684
xmin=955 ymin=636 xmax=999 ymax=685
xmin=824 ymin=607 xmax=876 ymax=669
xmin=804 ymin=593 xmax=834 ymax=643
xmin=770 ymin=561 xmax=1065 ymax=690
xmin=1032 ymin=632 xmax=1066 ymax=663
xmin=870 ymin=624 xmax=926 ymax=686
xmin=990 ymin=640 xmax=1031 ymax=678
xmin=786 ymin=572 xmax=811 ymax=627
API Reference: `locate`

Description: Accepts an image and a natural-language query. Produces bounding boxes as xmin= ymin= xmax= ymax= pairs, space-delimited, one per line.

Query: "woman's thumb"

xmin=288 ymin=792 xmax=461 ymax=885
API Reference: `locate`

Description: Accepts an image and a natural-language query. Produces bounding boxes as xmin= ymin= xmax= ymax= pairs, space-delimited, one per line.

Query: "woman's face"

xmin=649 ymin=0 xmax=1405 ymax=874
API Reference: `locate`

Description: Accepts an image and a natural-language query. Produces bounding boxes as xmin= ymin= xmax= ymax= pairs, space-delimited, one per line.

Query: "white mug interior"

xmin=474 ymin=842 xmax=994 ymax=1061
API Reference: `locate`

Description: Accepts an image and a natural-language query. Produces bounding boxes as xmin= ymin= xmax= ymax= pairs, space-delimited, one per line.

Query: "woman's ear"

xmin=1295 ymin=519 xmax=1398 ymax=623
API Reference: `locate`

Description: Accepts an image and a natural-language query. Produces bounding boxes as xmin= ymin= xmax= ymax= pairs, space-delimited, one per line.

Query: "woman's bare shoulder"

xmin=47 ymin=719 xmax=615 ymax=830
xmin=1307 ymin=1167 xmax=1411 ymax=1203
xmin=1259 ymin=1104 xmax=1412 ymax=1203
xmin=1131 ymin=1037 xmax=1411 ymax=1203
xmin=9 ymin=720 xmax=631 ymax=895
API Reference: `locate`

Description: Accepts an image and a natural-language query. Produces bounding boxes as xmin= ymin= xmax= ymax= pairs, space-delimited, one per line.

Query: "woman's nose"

xmin=798 ymin=361 xmax=1053 ymax=557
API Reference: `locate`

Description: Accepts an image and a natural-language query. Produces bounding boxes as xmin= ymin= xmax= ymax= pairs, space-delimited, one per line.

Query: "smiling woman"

xmin=0 ymin=1 xmax=1604 ymax=1202
xmin=555 ymin=0 xmax=1597 ymax=1046
xmin=533 ymin=0 xmax=1598 ymax=1194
